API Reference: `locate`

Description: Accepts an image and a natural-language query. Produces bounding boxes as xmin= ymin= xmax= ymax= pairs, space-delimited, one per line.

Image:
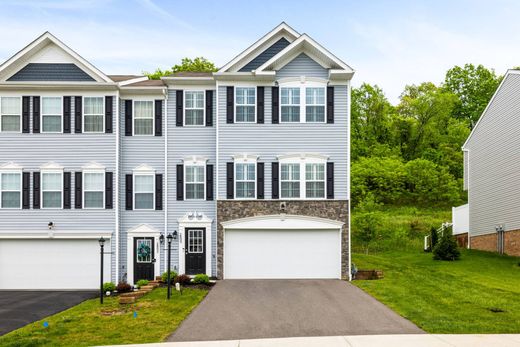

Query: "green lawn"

xmin=0 ymin=287 xmax=207 ymax=347
xmin=353 ymin=249 xmax=520 ymax=333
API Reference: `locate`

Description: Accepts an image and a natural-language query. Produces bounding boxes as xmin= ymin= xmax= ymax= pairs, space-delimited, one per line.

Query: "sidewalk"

xmin=115 ymin=334 xmax=520 ymax=347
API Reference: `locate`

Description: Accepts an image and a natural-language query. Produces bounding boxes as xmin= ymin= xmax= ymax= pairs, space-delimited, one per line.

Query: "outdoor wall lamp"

xmin=159 ymin=234 xmax=165 ymax=244
xmin=48 ymin=221 xmax=54 ymax=230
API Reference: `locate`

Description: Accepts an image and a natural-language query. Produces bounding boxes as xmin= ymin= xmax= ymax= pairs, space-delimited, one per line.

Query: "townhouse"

xmin=0 ymin=23 xmax=353 ymax=289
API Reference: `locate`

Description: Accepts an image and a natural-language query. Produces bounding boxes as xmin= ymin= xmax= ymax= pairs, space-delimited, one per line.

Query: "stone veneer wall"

xmin=471 ymin=229 xmax=520 ymax=256
xmin=216 ymin=200 xmax=349 ymax=280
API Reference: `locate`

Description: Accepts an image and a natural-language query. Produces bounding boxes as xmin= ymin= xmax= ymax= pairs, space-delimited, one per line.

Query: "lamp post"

xmin=98 ymin=237 xmax=105 ymax=304
xmin=161 ymin=231 xmax=177 ymax=299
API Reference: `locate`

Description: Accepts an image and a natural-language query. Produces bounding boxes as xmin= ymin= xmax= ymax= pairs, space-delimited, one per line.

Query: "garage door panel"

xmin=0 ymin=239 xmax=111 ymax=290
xmin=224 ymin=229 xmax=340 ymax=279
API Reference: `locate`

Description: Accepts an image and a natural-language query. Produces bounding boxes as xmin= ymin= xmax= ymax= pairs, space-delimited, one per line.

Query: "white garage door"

xmin=0 ymin=239 xmax=111 ymax=290
xmin=224 ymin=229 xmax=341 ymax=279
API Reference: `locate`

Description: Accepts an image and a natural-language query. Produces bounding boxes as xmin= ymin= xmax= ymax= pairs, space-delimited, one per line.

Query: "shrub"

xmin=193 ymin=274 xmax=210 ymax=284
xmin=103 ymin=282 xmax=116 ymax=293
xmin=430 ymin=226 xmax=439 ymax=251
xmin=175 ymin=274 xmax=191 ymax=285
xmin=433 ymin=227 xmax=460 ymax=261
xmin=136 ymin=279 xmax=149 ymax=288
xmin=161 ymin=270 xmax=178 ymax=284
xmin=352 ymin=193 xmax=382 ymax=255
xmin=116 ymin=281 xmax=132 ymax=293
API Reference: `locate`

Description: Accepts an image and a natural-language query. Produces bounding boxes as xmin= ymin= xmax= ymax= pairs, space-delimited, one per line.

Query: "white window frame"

xmin=234 ymin=86 xmax=256 ymax=123
xmin=41 ymin=169 xmax=63 ymax=209
xmin=187 ymin=229 xmax=204 ymax=254
xmin=183 ymin=90 xmax=205 ymax=126
xmin=0 ymin=170 xmax=22 ymax=209
xmin=82 ymin=96 xmax=105 ymax=134
xmin=41 ymin=96 xmax=63 ymax=133
xmin=184 ymin=164 xmax=206 ymax=201
xmin=278 ymin=154 xmax=328 ymax=200
xmin=133 ymin=172 xmax=155 ymax=210
xmin=136 ymin=238 xmax=153 ymax=263
xmin=0 ymin=96 xmax=22 ymax=133
xmin=82 ymin=170 xmax=105 ymax=209
xmin=280 ymin=87 xmax=301 ymax=123
xmin=278 ymin=81 xmax=327 ymax=124
xmin=132 ymin=100 xmax=155 ymax=136
xmin=233 ymin=155 xmax=257 ymax=200
xmin=305 ymin=162 xmax=326 ymax=199
xmin=305 ymin=87 xmax=327 ymax=123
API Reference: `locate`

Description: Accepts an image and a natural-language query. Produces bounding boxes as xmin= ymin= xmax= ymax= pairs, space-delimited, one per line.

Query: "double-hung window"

xmin=41 ymin=97 xmax=62 ymax=133
xmin=83 ymin=171 xmax=104 ymax=208
xmin=84 ymin=97 xmax=104 ymax=133
xmin=280 ymin=163 xmax=300 ymax=198
xmin=185 ymin=165 xmax=205 ymax=200
xmin=306 ymin=88 xmax=325 ymax=122
xmin=0 ymin=97 xmax=21 ymax=132
xmin=235 ymin=87 xmax=255 ymax=122
xmin=134 ymin=174 xmax=154 ymax=209
xmin=235 ymin=163 xmax=255 ymax=199
xmin=134 ymin=101 xmax=154 ymax=135
xmin=305 ymin=163 xmax=325 ymax=198
xmin=281 ymin=87 xmax=300 ymax=122
xmin=185 ymin=91 xmax=204 ymax=126
xmin=0 ymin=172 xmax=21 ymax=208
xmin=42 ymin=171 xmax=62 ymax=208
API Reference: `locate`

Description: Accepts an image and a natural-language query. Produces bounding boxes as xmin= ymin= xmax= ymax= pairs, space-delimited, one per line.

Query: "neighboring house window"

xmin=83 ymin=171 xmax=104 ymax=208
xmin=185 ymin=165 xmax=205 ymax=199
xmin=133 ymin=101 xmax=154 ymax=135
xmin=184 ymin=91 xmax=204 ymax=126
xmin=0 ymin=97 xmax=21 ymax=132
xmin=0 ymin=171 xmax=21 ymax=208
xmin=41 ymin=97 xmax=62 ymax=133
xmin=83 ymin=97 xmax=104 ymax=133
xmin=235 ymin=87 xmax=255 ymax=122
xmin=305 ymin=88 xmax=325 ymax=122
xmin=235 ymin=163 xmax=255 ymax=199
xmin=305 ymin=163 xmax=325 ymax=198
xmin=280 ymin=163 xmax=300 ymax=198
xmin=42 ymin=171 xmax=62 ymax=208
xmin=281 ymin=87 xmax=300 ymax=122
xmin=134 ymin=174 xmax=154 ymax=209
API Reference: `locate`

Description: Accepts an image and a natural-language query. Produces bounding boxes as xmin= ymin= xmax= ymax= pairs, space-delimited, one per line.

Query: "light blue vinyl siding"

xmin=217 ymin=85 xmax=348 ymax=200
xmin=277 ymin=53 xmax=329 ymax=79
xmin=119 ymin=99 xmax=165 ymax=281
xmin=167 ymin=89 xmax=217 ymax=276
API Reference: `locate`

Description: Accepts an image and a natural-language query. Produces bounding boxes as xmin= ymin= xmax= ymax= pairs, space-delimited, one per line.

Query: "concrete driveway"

xmin=0 ymin=291 xmax=96 ymax=335
xmin=169 ymin=280 xmax=423 ymax=342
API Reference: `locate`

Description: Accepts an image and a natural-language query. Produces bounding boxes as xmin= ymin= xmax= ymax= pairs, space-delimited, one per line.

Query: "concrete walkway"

xmin=116 ymin=334 xmax=520 ymax=347
xmin=169 ymin=280 xmax=422 ymax=342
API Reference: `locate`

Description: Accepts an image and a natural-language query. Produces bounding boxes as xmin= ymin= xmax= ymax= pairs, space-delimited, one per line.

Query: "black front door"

xmin=185 ymin=228 xmax=206 ymax=275
xmin=134 ymin=237 xmax=155 ymax=281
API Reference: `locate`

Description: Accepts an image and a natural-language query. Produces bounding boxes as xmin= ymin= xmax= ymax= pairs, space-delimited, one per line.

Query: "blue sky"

xmin=0 ymin=0 xmax=518 ymax=103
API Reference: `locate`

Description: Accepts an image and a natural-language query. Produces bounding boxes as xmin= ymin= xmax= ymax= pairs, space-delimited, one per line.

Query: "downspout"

xmin=115 ymin=88 xmax=120 ymax=282
xmin=163 ymin=87 xmax=168 ymax=273
xmin=347 ymin=79 xmax=352 ymax=281
xmin=215 ymin=79 xmax=219 ymax=278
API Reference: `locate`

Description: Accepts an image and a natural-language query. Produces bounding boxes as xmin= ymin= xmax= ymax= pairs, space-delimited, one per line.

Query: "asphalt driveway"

xmin=169 ymin=280 xmax=423 ymax=342
xmin=0 ymin=291 xmax=95 ymax=335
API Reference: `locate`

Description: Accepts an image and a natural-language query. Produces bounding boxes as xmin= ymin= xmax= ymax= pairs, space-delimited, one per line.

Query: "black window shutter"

xmin=105 ymin=96 xmax=113 ymax=133
xmin=125 ymin=174 xmax=133 ymax=210
xmin=32 ymin=96 xmax=40 ymax=133
xmin=176 ymin=90 xmax=183 ymax=127
xmin=22 ymin=172 xmax=30 ymax=209
xmin=226 ymin=162 xmax=234 ymax=199
xmin=75 ymin=172 xmax=82 ymax=209
xmin=22 ymin=96 xmax=30 ymax=133
xmin=327 ymin=162 xmax=334 ymax=199
xmin=327 ymin=86 xmax=334 ymax=124
xmin=63 ymin=172 xmax=71 ymax=209
xmin=155 ymin=173 xmax=163 ymax=210
xmin=205 ymin=90 xmax=213 ymax=126
xmin=257 ymin=86 xmax=264 ymax=124
xmin=176 ymin=164 xmax=184 ymax=200
xmin=271 ymin=162 xmax=279 ymax=199
xmin=33 ymin=172 xmax=40 ymax=208
xmin=272 ymin=87 xmax=279 ymax=124
xmin=154 ymin=100 xmax=162 ymax=136
xmin=125 ymin=100 xmax=132 ymax=136
xmin=206 ymin=164 xmax=214 ymax=200
xmin=105 ymin=172 xmax=113 ymax=209
xmin=74 ymin=96 xmax=82 ymax=133
xmin=226 ymin=87 xmax=234 ymax=123
xmin=257 ymin=162 xmax=264 ymax=199
xmin=63 ymin=97 xmax=71 ymax=133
